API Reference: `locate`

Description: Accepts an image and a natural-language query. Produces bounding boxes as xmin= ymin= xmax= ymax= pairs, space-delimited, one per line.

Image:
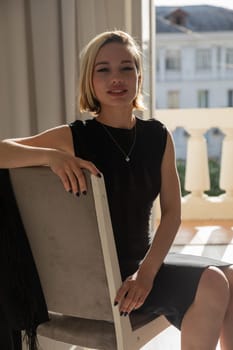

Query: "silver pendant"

xmin=101 ymin=122 xmax=136 ymax=164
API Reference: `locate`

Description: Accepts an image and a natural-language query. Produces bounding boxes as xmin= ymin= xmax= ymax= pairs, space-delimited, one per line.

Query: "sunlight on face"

xmin=92 ymin=42 xmax=140 ymax=111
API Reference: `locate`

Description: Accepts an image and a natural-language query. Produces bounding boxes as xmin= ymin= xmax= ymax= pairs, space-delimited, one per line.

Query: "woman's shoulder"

xmin=137 ymin=117 xmax=167 ymax=153
xmin=69 ymin=117 xmax=94 ymax=138
xmin=69 ymin=116 xmax=96 ymax=130
xmin=137 ymin=117 xmax=167 ymax=134
xmin=69 ymin=116 xmax=97 ymax=130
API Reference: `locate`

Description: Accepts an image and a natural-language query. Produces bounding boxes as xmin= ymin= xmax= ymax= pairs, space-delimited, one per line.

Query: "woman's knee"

xmin=222 ymin=265 xmax=233 ymax=289
xmin=222 ymin=265 xmax=233 ymax=304
xmin=197 ymin=266 xmax=230 ymax=311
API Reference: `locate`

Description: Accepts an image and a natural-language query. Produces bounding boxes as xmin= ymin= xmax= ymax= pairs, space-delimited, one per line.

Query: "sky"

xmin=155 ymin=0 xmax=233 ymax=10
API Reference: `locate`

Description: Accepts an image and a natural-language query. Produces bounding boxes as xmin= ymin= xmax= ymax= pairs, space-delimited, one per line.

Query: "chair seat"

xmin=38 ymin=313 xmax=117 ymax=350
xmin=38 ymin=311 xmax=159 ymax=349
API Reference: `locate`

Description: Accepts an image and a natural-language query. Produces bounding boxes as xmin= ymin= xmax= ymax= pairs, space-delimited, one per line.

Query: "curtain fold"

xmin=0 ymin=0 xmax=78 ymax=138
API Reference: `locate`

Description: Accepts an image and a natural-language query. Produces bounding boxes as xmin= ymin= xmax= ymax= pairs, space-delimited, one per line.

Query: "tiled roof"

xmin=156 ymin=5 xmax=233 ymax=33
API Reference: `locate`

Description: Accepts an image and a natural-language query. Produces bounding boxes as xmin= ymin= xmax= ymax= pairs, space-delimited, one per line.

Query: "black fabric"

xmin=0 ymin=302 xmax=25 ymax=349
xmin=139 ymin=253 xmax=230 ymax=329
xmin=69 ymin=116 xmax=231 ymax=330
xmin=0 ymin=169 xmax=49 ymax=350
xmin=70 ymin=117 xmax=167 ymax=277
xmin=0 ymin=303 xmax=16 ymax=350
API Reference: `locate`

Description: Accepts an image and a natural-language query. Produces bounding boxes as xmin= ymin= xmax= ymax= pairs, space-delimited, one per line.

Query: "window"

xmin=155 ymin=4 xmax=233 ymax=110
xmin=168 ymin=91 xmax=180 ymax=108
xmin=228 ymin=90 xmax=233 ymax=107
xmin=198 ymin=90 xmax=209 ymax=108
xmin=165 ymin=50 xmax=181 ymax=71
xmin=226 ymin=48 xmax=233 ymax=69
xmin=196 ymin=49 xmax=211 ymax=70
xmin=216 ymin=46 xmax=221 ymax=70
xmin=156 ymin=53 xmax=160 ymax=72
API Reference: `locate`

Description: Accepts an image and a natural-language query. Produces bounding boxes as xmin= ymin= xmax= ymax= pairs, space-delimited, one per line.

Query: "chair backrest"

xmin=10 ymin=167 xmax=170 ymax=350
xmin=10 ymin=167 xmax=116 ymax=322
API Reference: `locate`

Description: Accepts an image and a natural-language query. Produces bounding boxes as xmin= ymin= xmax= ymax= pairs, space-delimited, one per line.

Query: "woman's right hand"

xmin=0 ymin=125 xmax=100 ymax=194
xmin=47 ymin=149 xmax=101 ymax=195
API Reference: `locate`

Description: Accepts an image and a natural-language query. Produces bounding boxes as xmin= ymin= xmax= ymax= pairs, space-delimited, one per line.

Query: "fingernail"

xmin=97 ymin=173 xmax=102 ymax=178
xmin=120 ymin=311 xmax=124 ymax=316
xmin=114 ymin=301 xmax=118 ymax=306
xmin=68 ymin=189 xmax=72 ymax=194
xmin=124 ymin=312 xmax=128 ymax=317
xmin=75 ymin=192 xmax=80 ymax=197
xmin=82 ymin=190 xmax=87 ymax=195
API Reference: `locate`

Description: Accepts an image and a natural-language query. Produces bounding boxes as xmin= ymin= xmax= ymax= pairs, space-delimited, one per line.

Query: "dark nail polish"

xmin=114 ymin=301 xmax=118 ymax=306
xmin=124 ymin=312 xmax=128 ymax=317
xmin=68 ymin=189 xmax=72 ymax=194
xmin=82 ymin=190 xmax=87 ymax=195
xmin=120 ymin=311 xmax=124 ymax=316
xmin=75 ymin=192 xmax=80 ymax=197
xmin=97 ymin=173 xmax=102 ymax=178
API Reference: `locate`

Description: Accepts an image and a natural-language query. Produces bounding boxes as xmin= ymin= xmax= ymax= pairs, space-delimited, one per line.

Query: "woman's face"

xmin=92 ymin=42 xmax=140 ymax=111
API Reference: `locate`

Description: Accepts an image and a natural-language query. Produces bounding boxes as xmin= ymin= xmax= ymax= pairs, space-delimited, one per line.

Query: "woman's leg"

xmin=180 ymin=266 xmax=230 ymax=350
xmin=220 ymin=265 xmax=233 ymax=350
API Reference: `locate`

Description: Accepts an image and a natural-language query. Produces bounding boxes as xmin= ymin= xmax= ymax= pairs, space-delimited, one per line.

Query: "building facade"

xmin=155 ymin=5 xmax=233 ymax=158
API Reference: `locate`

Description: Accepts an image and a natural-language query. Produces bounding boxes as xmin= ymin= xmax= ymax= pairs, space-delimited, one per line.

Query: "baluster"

xmin=220 ymin=128 xmax=233 ymax=199
xmin=185 ymin=128 xmax=210 ymax=197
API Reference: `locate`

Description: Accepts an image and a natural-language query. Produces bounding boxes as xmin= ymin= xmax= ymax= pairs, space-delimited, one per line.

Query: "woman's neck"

xmin=96 ymin=107 xmax=136 ymax=129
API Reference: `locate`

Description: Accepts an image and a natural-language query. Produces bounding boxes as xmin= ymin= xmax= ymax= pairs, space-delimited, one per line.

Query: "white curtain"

xmin=0 ymin=0 xmax=154 ymax=139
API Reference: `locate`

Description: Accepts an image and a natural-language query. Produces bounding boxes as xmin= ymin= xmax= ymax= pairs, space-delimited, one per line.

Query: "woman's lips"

xmin=107 ymin=89 xmax=127 ymax=96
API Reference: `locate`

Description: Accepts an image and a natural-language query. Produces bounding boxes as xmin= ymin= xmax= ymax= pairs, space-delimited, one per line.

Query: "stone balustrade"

xmin=155 ymin=108 xmax=233 ymax=220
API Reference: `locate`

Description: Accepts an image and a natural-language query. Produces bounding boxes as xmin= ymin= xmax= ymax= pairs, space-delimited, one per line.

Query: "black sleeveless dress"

xmin=69 ymin=116 xmax=230 ymax=329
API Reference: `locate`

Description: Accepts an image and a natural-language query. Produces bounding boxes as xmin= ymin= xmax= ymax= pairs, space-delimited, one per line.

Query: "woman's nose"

xmin=111 ymin=75 xmax=123 ymax=85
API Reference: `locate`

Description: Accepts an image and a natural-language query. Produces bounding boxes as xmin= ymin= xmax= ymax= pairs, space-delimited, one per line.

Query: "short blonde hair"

xmin=79 ymin=30 xmax=145 ymax=114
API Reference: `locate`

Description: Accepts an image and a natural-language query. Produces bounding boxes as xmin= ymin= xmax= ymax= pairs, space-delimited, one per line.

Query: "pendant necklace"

xmin=101 ymin=122 xmax=137 ymax=162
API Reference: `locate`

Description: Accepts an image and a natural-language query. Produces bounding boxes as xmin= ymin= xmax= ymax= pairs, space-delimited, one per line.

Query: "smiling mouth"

xmin=107 ymin=89 xmax=127 ymax=95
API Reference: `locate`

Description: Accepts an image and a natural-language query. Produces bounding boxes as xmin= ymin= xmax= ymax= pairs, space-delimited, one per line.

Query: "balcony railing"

xmin=155 ymin=108 xmax=233 ymax=220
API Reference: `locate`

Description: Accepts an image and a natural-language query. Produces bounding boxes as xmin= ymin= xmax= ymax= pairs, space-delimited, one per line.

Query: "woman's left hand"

xmin=114 ymin=270 xmax=154 ymax=315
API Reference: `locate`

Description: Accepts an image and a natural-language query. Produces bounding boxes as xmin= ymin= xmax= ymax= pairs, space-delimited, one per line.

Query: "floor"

xmin=36 ymin=220 xmax=233 ymax=350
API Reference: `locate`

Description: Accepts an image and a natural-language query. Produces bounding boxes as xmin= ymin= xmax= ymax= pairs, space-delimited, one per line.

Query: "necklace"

xmin=101 ymin=122 xmax=137 ymax=162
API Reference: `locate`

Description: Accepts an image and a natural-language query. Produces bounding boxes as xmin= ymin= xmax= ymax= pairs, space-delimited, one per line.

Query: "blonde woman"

xmin=1 ymin=31 xmax=233 ymax=350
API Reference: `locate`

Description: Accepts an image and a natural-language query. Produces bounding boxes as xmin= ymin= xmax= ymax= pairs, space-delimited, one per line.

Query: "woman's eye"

xmin=95 ymin=66 xmax=134 ymax=73
xmin=96 ymin=67 xmax=109 ymax=72
xmin=122 ymin=66 xmax=134 ymax=71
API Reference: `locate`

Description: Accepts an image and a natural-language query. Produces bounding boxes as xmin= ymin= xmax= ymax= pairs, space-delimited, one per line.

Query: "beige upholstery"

xmin=10 ymin=167 xmax=169 ymax=350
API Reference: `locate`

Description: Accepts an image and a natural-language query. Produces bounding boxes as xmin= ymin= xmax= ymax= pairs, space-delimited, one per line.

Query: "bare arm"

xmin=115 ymin=130 xmax=181 ymax=314
xmin=137 ymin=130 xmax=181 ymax=278
xmin=0 ymin=125 xmax=74 ymax=167
xmin=0 ymin=125 xmax=101 ymax=193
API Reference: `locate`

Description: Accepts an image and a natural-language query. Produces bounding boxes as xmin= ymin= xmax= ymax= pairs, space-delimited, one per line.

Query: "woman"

xmin=1 ymin=30 xmax=233 ymax=349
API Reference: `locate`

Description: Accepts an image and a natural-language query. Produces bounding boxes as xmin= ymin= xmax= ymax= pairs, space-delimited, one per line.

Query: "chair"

xmin=10 ymin=167 xmax=169 ymax=350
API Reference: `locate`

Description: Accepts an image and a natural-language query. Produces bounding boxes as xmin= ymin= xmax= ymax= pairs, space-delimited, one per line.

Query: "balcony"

xmin=155 ymin=108 xmax=233 ymax=220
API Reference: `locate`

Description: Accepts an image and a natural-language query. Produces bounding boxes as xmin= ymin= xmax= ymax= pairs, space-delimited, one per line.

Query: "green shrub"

xmin=176 ymin=158 xmax=225 ymax=197
xmin=176 ymin=160 xmax=190 ymax=196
